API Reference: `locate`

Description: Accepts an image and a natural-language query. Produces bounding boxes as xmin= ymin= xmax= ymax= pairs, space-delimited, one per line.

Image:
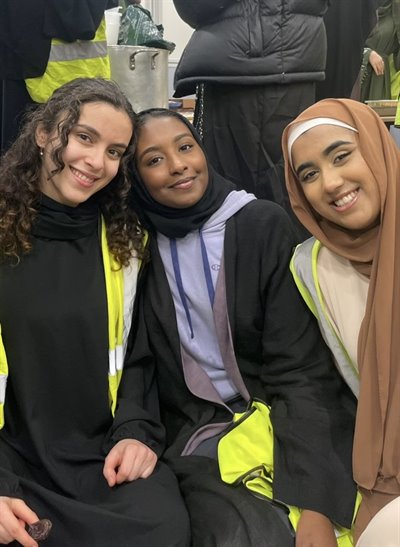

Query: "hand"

xmin=103 ymin=439 xmax=157 ymax=487
xmin=295 ymin=510 xmax=337 ymax=547
xmin=369 ymin=50 xmax=385 ymax=76
xmin=0 ymin=497 xmax=40 ymax=546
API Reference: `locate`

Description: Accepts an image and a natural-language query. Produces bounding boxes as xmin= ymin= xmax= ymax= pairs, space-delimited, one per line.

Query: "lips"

xmin=170 ymin=176 xmax=195 ymax=189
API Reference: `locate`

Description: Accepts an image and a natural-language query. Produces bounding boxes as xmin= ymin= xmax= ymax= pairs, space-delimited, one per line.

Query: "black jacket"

xmin=173 ymin=0 xmax=329 ymax=96
xmin=134 ymin=200 xmax=357 ymax=528
xmin=0 ymin=0 xmax=117 ymax=80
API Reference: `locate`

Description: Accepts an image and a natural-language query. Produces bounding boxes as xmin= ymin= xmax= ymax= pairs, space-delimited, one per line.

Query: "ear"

xmin=35 ymin=124 xmax=49 ymax=149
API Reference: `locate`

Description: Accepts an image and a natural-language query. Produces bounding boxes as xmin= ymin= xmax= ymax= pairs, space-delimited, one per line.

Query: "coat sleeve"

xmin=43 ymin=0 xmax=112 ymax=41
xmin=236 ymin=203 xmax=358 ymax=528
xmin=103 ymin=272 xmax=166 ymax=457
xmin=172 ymin=0 xmax=234 ymax=28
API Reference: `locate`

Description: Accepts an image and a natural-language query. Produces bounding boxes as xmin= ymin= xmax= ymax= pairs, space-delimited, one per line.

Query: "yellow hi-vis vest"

xmin=0 ymin=218 xmax=146 ymax=425
xmin=25 ymin=18 xmax=110 ymax=103
xmin=218 ymin=399 xmax=360 ymax=546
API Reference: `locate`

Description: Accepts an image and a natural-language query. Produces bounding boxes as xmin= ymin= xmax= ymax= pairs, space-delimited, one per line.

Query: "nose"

xmin=321 ymin=167 xmax=345 ymax=194
xmin=85 ymin=146 xmax=105 ymax=171
xmin=168 ymin=153 xmax=186 ymax=174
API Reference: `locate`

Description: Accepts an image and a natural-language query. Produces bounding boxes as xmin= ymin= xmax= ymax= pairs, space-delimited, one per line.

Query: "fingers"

xmin=103 ymin=439 xmax=157 ymax=486
xmin=103 ymin=453 xmax=118 ymax=487
xmin=369 ymin=51 xmax=385 ymax=76
xmin=0 ymin=497 xmax=39 ymax=547
xmin=116 ymin=444 xmax=157 ymax=482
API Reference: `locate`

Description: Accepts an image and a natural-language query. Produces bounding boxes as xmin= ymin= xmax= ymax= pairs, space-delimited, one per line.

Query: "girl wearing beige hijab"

xmin=282 ymin=98 xmax=400 ymax=546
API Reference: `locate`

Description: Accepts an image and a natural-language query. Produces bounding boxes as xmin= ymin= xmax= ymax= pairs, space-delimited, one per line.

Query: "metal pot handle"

xmin=129 ymin=49 xmax=160 ymax=70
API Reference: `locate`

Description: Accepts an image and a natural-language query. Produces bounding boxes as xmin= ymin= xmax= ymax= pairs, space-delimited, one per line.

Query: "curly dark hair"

xmin=0 ymin=77 xmax=144 ymax=267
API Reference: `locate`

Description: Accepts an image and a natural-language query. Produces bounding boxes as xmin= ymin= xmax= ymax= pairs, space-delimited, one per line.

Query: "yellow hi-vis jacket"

xmin=218 ymin=399 xmax=360 ymax=546
xmin=25 ymin=18 xmax=110 ymax=103
xmin=0 ymin=218 xmax=145 ymax=425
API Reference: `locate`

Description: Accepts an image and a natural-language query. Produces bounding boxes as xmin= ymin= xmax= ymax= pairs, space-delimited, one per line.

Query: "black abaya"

xmin=0 ymin=195 xmax=190 ymax=546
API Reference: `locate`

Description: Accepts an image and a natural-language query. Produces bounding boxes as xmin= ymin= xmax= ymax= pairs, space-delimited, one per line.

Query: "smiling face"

xmin=35 ymin=102 xmax=133 ymax=207
xmin=291 ymin=125 xmax=381 ymax=232
xmin=135 ymin=115 xmax=209 ymax=209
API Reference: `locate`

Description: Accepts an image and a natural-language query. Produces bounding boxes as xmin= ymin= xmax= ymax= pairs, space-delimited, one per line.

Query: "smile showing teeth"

xmin=333 ymin=190 xmax=358 ymax=208
xmin=71 ymin=167 xmax=96 ymax=184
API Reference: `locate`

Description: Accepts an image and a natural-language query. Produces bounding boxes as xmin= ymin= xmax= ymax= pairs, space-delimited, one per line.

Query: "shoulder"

xmin=172 ymin=0 xmax=234 ymax=28
xmin=232 ymin=199 xmax=292 ymax=224
xmin=291 ymin=237 xmax=319 ymax=279
xmin=230 ymin=200 xmax=297 ymax=242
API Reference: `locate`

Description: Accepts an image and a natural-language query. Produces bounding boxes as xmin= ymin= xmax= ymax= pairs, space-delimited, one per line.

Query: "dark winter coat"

xmin=172 ymin=0 xmax=329 ymax=97
xmin=0 ymin=0 xmax=117 ymax=80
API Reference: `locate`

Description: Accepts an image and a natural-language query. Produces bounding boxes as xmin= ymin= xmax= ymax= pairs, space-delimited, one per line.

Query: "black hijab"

xmin=129 ymin=109 xmax=235 ymax=239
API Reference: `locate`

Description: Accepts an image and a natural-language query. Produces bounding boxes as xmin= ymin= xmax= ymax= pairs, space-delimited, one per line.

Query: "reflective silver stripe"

xmin=0 ymin=375 xmax=7 ymax=404
xmin=109 ymin=348 xmax=116 ymax=376
xmin=48 ymin=40 xmax=108 ymax=62
xmin=123 ymin=259 xmax=139 ymax=354
xmin=116 ymin=345 xmax=124 ymax=372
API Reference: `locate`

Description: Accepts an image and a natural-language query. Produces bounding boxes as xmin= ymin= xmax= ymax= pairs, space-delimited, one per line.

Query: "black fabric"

xmin=172 ymin=0 xmax=329 ymax=97
xmin=0 ymin=0 xmax=117 ymax=80
xmin=316 ymin=0 xmax=382 ymax=100
xmin=0 ymin=196 xmax=190 ymax=546
xmin=130 ymin=110 xmax=235 ymax=239
xmin=0 ymin=80 xmax=37 ymax=154
xmin=172 ymin=0 xmax=233 ymax=28
xmin=43 ymin=0 xmax=117 ymax=42
xmin=169 ymin=456 xmax=295 ymax=547
xmin=0 ymin=0 xmax=117 ymax=153
xmin=132 ymin=200 xmax=358 ymax=530
xmin=200 ymin=82 xmax=312 ymax=241
xmin=33 ymin=193 xmax=99 ymax=240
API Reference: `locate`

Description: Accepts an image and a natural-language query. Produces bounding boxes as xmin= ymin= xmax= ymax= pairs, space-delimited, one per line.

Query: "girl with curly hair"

xmin=0 ymin=78 xmax=189 ymax=547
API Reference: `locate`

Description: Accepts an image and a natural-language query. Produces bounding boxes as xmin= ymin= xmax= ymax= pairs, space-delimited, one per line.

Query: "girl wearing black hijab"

xmin=130 ymin=109 xmax=358 ymax=547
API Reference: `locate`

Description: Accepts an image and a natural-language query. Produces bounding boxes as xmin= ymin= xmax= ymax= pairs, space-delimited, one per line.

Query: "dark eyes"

xmin=180 ymin=143 xmax=193 ymax=151
xmin=300 ymin=150 xmax=352 ymax=183
xmin=144 ymin=142 xmax=195 ymax=167
xmin=300 ymin=170 xmax=318 ymax=183
xmin=108 ymin=148 xmax=124 ymax=159
xmin=77 ymin=132 xmax=91 ymax=142
xmin=334 ymin=151 xmax=351 ymax=163
xmin=147 ymin=156 xmax=162 ymax=166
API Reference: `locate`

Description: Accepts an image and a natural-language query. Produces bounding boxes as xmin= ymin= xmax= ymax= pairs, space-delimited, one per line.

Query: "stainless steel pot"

xmin=108 ymin=45 xmax=169 ymax=112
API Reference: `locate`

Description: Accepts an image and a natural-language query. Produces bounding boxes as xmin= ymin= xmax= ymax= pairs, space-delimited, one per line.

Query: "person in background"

xmin=171 ymin=0 xmax=330 ymax=242
xmin=282 ymin=98 xmax=400 ymax=546
xmin=0 ymin=0 xmax=116 ymax=154
xmin=0 ymin=78 xmax=190 ymax=547
xmin=129 ymin=108 xmax=358 ymax=547
xmin=315 ymin=0 xmax=381 ymax=101
xmin=360 ymin=0 xmax=400 ymax=101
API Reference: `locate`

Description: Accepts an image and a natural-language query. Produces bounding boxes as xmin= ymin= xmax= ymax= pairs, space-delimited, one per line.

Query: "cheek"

xmin=105 ymin=159 xmax=122 ymax=180
xmin=301 ymin=185 xmax=317 ymax=204
xmin=301 ymin=185 xmax=325 ymax=214
xmin=139 ymin=169 xmax=164 ymax=196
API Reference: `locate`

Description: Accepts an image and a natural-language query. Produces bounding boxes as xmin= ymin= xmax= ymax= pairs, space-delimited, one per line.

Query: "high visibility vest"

xmin=0 ymin=218 xmax=145 ymax=425
xmin=25 ymin=18 xmax=110 ymax=103
xmin=290 ymin=238 xmax=359 ymax=397
xmin=218 ymin=399 xmax=360 ymax=547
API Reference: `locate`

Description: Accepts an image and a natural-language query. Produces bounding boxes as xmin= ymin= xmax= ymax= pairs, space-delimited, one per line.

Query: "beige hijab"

xmin=282 ymin=99 xmax=400 ymax=499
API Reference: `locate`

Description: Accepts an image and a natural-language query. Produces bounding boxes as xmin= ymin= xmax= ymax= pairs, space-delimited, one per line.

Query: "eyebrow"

xmin=138 ymin=131 xmax=194 ymax=162
xmin=295 ymin=140 xmax=353 ymax=177
xmin=74 ymin=124 xmax=128 ymax=150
